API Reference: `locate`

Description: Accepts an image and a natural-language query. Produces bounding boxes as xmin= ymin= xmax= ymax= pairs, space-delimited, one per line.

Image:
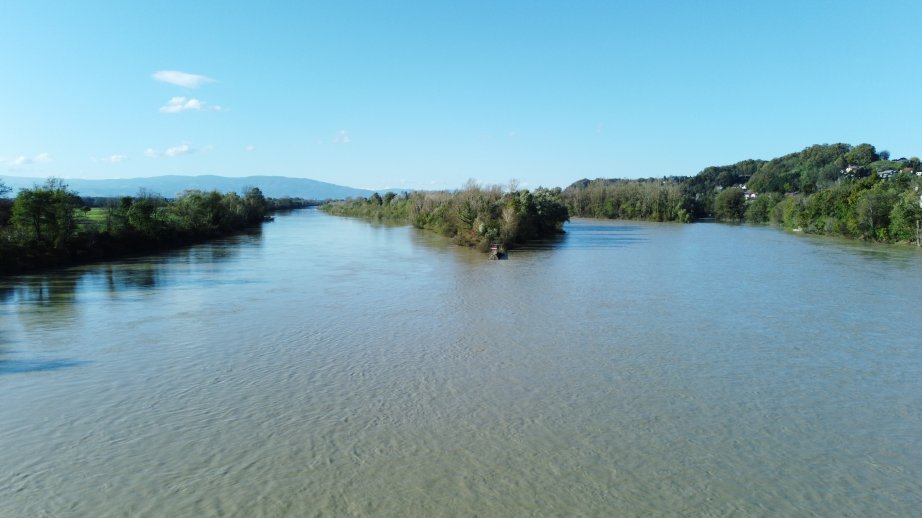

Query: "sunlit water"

xmin=2 ymin=209 xmax=921 ymax=516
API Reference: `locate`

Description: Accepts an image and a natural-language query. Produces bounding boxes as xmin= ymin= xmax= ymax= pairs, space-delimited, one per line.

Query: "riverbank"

xmin=561 ymin=143 xmax=922 ymax=245
xmin=0 ymin=179 xmax=307 ymax=276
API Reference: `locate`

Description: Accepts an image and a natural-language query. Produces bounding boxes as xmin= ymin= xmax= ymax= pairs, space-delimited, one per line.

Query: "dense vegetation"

xmin=0 ymin=178 xmax=289 ymax=275
xmin=322 ymin=181 xmax=569 ymax=251
xmin=563 ymin=143 xmax=922 ymax=243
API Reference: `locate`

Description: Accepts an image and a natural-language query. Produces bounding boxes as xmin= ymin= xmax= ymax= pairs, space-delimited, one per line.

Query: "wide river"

xmin=2 ymin=209 xmax=920 ymax=516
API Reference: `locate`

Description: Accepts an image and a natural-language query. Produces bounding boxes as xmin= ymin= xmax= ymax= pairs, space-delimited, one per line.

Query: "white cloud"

xmin=166 ymin=144 xmax=193 ymax=157
xmin=144 ymin=145 xmax=193 ymax=158
xmin=104 ymin=154 xmax=128 ymax=163
xmin=333 ymin=129 xmax=352 ymax=144
xmin=9 ymin=156 xmax=32 ymax=167
xmin=245 ymin=145 xmax=255 ymax=152
xmin=152 ymin=70 xmax=215 ymax=88
xmin=159 ymin=96 xmax=222 ymax=113
xmin=4 ymin=152 xmax=52 ymax=169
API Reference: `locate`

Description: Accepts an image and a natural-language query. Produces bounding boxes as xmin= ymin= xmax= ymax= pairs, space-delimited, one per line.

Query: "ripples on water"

xmin=1 ymin=212 xmax=921 ymax=516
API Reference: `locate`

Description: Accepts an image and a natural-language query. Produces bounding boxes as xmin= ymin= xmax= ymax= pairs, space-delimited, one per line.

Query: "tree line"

xmin=321 ymin=181 xmax=570 ymax=252
xmin=0 ymin=178 xmax=293 ymax=275
xmin=562 ymin=143 xmax=922 ymax=243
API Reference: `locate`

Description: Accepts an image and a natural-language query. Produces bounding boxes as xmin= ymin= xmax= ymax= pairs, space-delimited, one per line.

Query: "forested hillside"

xmin=563 ymin=143 xmax=922 ymax=243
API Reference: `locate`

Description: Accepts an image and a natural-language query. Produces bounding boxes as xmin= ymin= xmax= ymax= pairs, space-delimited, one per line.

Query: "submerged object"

xmin=489 ymin=243 xmax=507 ymax=260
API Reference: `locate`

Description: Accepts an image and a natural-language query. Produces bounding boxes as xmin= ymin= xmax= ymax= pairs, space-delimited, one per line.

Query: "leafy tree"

xmin=126 ymin=190 xmax=165 ymax=236
xmin=745 ymin=193 xmax=780 ymax=223
xmin=889 ymin=190 xmax=922 ymax=242
xmin=714 ymin=187 xmax=746 ymax=222
xmin=11 ymin=178 xmax=83 ymax=247
xmin=844 ymin=143 xmax=878 ymax=167
xmin=851 ymin=184 xmax=898 ymax=240
xmin=243 ymin=187 xmax=268 ymax=224
xmin=0 ymin=180 xmax=11 ymax=226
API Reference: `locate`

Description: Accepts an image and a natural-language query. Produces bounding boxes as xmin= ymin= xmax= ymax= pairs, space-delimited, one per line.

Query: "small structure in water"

xmin=489 ymin=243 xmax=507 ymax=260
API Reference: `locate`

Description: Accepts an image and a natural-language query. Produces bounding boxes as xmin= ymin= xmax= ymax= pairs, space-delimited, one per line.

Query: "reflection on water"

xmin=0 ymin=210 xmax=920 ymax=517
xmin=0 ymin=358 xmax=86 ymax=375
xmin=556 ymin=220 xmax=650 ymax=249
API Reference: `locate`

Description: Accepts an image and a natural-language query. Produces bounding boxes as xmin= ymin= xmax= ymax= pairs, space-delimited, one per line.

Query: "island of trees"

xmin=321 ymin=181 xmax=570 ymax=252
xmin=562 ymin=143 xmax=922 ymax=243
xmin=0 ymin=178 xmax=311 ymax=275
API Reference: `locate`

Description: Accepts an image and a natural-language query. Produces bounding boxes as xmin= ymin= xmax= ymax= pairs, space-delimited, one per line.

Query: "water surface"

xmin=2 ymin=210 xmax=920 ymax=516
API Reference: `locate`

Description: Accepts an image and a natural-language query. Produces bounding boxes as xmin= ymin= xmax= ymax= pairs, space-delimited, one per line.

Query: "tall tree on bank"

xmin=714 ymin=187 xmax=746 ymax=222
xmin=11 ymin=178 xmax=84 ymax=248
xmin=0 ymin=180 xmax=11 ymax=226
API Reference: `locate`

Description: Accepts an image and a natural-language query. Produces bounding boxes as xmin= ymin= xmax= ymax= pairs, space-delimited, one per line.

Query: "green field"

xmin=85 ymin=207 xmax=107 ymax=222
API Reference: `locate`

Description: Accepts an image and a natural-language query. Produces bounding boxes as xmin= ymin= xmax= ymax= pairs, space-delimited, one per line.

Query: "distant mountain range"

xmin=0 ymin=174 xmax=393 ymax=200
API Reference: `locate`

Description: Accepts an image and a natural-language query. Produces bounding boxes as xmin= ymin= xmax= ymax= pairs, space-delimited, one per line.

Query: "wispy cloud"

xmin=94 ymin=154 xmax=128 ymax=164
xmin=333 ymin=130 xmax=352 ymax=144
xmin=144 ymin=144 xmax=194 ymax=158
xmin=152 ymin=70 xmax=215 ymax=88
xmin=166 ymin=144 xmax=193 ymax=157
xmin=3 ymin=152 xmax=52 ymax=169
xmin=159 ymin=96 xmax=223 ymax=113
xmin=245 ymin=144 xmax=255 ymax=152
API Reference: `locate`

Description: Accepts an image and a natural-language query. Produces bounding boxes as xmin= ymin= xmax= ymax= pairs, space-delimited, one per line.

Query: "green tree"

xmin=852 ymin=184 xmax=897 ymax=240
xmin=745 ymin=193 xmax=779 ymax=223
xmin=844 ymin=143 xmax=878 ymax=167
xmin=889 ymin=190 xmax=922 ymax=242
xmin=714 ymin=187 xmax=746 ymax=222
xmin=0 ymin=180 xmax=11 ymax=226
xmin=243 ymin=187 xmax=268 ymax=224
xmin=126 ymin=190 xmax=165 ymax=236
xmin=11 ymin=178 xmax=83 ymax=247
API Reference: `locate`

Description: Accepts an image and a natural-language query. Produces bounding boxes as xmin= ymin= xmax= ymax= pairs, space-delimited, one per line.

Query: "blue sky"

xmin=2 ymin=1 xmax=921 ymax=190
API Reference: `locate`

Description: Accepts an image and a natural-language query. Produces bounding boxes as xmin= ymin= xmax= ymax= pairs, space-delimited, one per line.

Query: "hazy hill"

xmin=0 ymin=174 xmax=385 ymax=200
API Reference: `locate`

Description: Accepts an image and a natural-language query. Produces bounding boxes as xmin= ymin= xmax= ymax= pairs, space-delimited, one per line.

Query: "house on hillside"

xmin=841 ymin=164 xmax=866 ymax=179
xmin=878 ymin=169 xmax=896 ymax=179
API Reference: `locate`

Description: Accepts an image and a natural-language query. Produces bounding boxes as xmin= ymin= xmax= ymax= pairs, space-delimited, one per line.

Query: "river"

xmin=2 ymin=209 xmax=920 ymax=516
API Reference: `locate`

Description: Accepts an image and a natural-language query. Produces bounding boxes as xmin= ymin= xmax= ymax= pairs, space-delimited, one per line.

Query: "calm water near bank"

xmin=2 ymin=209 xmax=921 ymax=516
